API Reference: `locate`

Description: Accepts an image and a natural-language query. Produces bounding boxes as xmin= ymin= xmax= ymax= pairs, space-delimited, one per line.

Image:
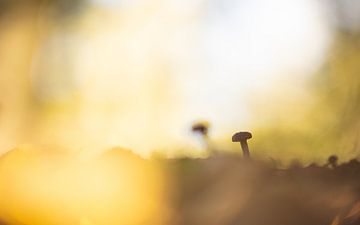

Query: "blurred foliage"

xmin=251 ymin=32 xmax=360 ymax=164
xmin=0 ymin=0 xmax=86 ymax=18
xmin=0 ymin=0 xmax=88 ymax=152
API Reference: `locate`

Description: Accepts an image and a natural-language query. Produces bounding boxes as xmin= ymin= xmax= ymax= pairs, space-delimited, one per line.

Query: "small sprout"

xmin=232 ymin=131 xmax=252 ymax=158
xmin=328 ymin=155 xmax=338 ymax=168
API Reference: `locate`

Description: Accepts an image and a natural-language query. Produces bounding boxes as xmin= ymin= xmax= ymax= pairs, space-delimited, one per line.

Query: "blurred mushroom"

xmin=191 ymin=121 xmax=212 ymax=152
xmin=191 ymin=121 xmax=209 ymax=137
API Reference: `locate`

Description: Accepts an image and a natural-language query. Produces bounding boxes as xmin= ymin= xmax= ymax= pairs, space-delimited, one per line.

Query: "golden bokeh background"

xmin=0 ymin=0 xmax=359 ymax=161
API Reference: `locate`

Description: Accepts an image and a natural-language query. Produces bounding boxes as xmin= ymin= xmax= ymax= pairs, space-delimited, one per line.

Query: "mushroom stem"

xmin=240 ymin=140 xmax=250 ymax=158
xmin=232 ymin=131 xmax=252 ymax=158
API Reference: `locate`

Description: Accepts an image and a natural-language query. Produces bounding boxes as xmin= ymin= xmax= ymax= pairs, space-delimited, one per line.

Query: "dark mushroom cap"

xmin=232 ymin=131 xmax=252 ymax=142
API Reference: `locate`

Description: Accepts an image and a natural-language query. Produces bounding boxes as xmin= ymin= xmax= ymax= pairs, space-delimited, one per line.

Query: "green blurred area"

xmin=251 ymin=33 xmax=360 ymax=164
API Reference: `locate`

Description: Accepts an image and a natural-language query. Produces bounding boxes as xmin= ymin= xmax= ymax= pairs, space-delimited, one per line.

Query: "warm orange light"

xmin=0 ymin=145 xmax=168 ymax=225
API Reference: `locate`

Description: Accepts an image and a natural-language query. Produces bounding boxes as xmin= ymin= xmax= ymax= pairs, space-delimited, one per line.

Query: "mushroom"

xmin=191 ymin=121 xmax=212 ymax=152
xmin=191 ymin=121 xmax=209 ymax=137
xmin=232 ymin=131 xmax=252 ymax=158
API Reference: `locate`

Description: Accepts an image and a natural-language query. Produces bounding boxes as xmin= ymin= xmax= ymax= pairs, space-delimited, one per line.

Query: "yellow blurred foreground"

xmin=0 ymin=146 xmax=169 ymax=225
